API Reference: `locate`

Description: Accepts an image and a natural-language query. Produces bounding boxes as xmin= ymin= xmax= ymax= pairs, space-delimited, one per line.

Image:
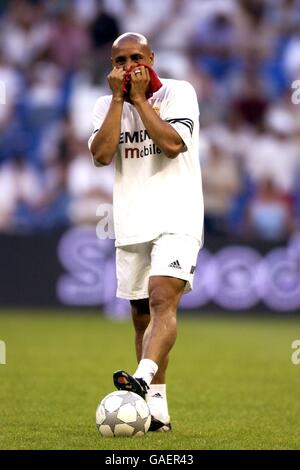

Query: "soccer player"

xmin=89 ymin=32 xmax=204 ymax=432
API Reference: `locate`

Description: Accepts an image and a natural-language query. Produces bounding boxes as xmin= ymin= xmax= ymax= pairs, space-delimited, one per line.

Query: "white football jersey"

xmin=88 ymin=79 xmax=204 ymax=247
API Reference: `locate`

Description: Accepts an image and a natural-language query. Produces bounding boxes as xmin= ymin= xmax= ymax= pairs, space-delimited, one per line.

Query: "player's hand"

xmin=107 ymin=67 xmax=126 ymax=101
xmin=130 ymin=66 xmax=150 ymax=105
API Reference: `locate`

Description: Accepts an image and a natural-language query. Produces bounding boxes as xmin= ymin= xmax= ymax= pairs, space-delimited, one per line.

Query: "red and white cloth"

xmin=121 ymin=64 xmax=162 ymax=103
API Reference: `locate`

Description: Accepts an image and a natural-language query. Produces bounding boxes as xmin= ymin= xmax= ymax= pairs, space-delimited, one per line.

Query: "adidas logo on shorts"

xmin=152 ymin=392 xmax=163 ymax=398
xmin=168 ymin=260 xmax=181 ymax=269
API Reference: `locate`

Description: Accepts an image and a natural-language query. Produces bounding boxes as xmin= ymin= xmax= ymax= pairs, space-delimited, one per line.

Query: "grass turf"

xmin=0 ymin=310 xmax=300 ymax=450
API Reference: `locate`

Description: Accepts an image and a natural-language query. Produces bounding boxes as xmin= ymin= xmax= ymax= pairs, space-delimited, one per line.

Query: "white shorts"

xmin=116 ymin=233 xmax=201 ymax=300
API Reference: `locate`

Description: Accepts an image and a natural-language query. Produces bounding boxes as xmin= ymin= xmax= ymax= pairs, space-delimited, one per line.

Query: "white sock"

xmin=133 ymin=358 xmax=158 ymax=386
xmin=146 ymin=384 xmax=170 ymax=424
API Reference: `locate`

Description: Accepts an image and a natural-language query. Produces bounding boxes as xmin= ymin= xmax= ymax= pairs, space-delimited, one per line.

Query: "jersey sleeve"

xmin=160 ymin=81 xmax=199 ymax=151
xmin=88 ymin=96 xmax=112 ymax=151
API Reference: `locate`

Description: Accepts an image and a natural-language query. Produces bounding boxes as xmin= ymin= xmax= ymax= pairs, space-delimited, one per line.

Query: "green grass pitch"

xmin=0 ymin=310 xmax=300 ymax=450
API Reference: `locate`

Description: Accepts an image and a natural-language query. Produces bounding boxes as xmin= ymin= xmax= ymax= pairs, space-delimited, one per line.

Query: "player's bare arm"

xmin=130 ymin=66 xmax=185 ymax=159
xmin=90 ymin=67 xmax=125 ymax=166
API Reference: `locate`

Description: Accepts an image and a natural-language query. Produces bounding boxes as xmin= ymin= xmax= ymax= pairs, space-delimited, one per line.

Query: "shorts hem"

xmin=116 ymin=290 xmax=149 ymax=300
xmin=149 ymin=270 xmax=193 ymax=293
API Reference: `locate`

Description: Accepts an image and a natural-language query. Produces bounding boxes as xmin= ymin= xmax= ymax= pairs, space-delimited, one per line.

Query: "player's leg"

xmin=129 ymin=276 xmax=185 ymax=422
xmin=130 ymin=298 xmax=169 ymax=383
xmin=137 ymin=276 xmax=185 ymax=365
xmin=130 ymin=299 xmax=150 ymax=363
xmin=131 ymin=297 xmax=172 ymax=431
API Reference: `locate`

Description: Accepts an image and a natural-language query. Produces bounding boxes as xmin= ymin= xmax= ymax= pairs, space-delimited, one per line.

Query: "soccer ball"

xmin=96 ymin=390 xmax=151 ymax=437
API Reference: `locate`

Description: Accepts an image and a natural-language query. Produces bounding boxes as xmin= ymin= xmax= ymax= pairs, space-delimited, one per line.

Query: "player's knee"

xmin=149 ymin=286 xmax=176 ymax=312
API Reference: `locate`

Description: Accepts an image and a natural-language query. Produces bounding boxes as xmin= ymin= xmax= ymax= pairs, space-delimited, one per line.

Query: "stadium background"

xmin=1 ymin=0 xmax=300 ymax=450
xmin=1 ymin=0 xmax=300 ymax=315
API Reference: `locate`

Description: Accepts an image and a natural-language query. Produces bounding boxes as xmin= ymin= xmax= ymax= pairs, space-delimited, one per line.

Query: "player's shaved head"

xmin=111 ymin=32 xmax=154 ymax=68
xmin=112 ymin=32 xmax=152 ymax=53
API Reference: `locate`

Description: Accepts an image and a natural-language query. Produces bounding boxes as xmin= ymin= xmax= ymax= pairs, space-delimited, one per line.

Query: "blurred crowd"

xmin=0 ymin=0 xmax=300 ymax=242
